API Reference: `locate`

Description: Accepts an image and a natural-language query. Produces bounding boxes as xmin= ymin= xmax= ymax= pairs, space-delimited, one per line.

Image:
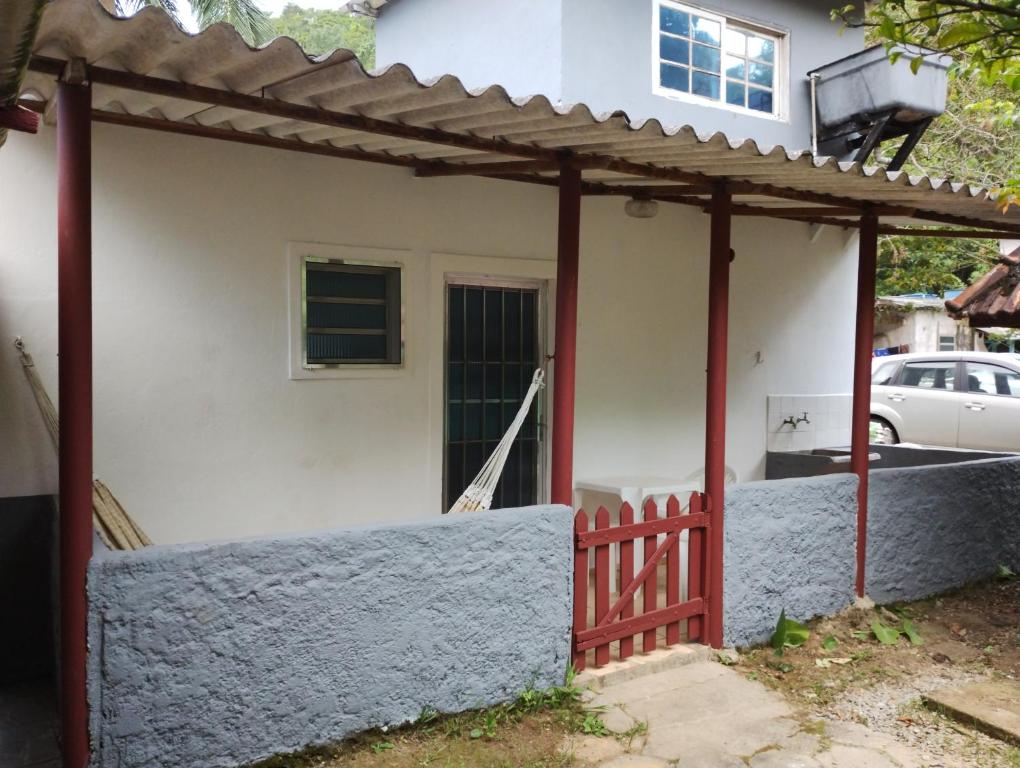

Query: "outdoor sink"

xmin=810 ymin=44 xmax=951 ymax=128
xmin=765 ymin=447 xmax=882 ymax=479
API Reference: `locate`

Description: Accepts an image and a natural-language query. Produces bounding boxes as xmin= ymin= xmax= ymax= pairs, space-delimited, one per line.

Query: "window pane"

xmin=692 ymin=44 xmax=721 ymax=73
xmin=465 ymin=287 xmax=483 ymax=360
xmin=306 ymin=332 xmax=387 ymax=362
xmin=659 ymin=5 xmax=689 ymax=36
xmin=306 ymin=301 xmax=386 ymax=330
xmin=448 ymin=285 xmax=464 ymax=362
xmin=871 ymin=361 xmax=899 ymax=386
xmin=504 ymin=289 xmax=522 ymax=361
xmin=938 ymin=335 xmax=955 ymax=351
xmin=448 ymin=362 xmax=464 ymax=400
xmin=725 ymin=79 xmax=745 ymax=107
xmin=723 ymin=28 xmax=746 ymax=54
xmin=966 ymin=362 xmax=1020 ymax=396
xmin=901 ymin=362 xmax=955 ymax=390
xmin=724 ymin=54 xmax=745 ymax=80
xmin=484 ymin=289 xmax=502 ymax=360
xmin=692 ymin=16 xmax=720 ymax=45
xmin=466 ymin=362 xmax=483 ymax=400
xmin=748 ymin=61 xmax=774 ymax=87
xmin=660 ymin=62 xmax=690 ymax=92
xmin=747 ymin=35 xmax=775 ymax=63
xmin=747 ymin=87 xmax=773 ymax=113
xmin=692 ymin=71 xmax=720 ymax=99
xmin=306 ymin=267 xmax=386 ymax=300
xmin=521 ymin=291 xmax=536 ymax=362
xmin=660 ymin=34 xmax=689 ymax=64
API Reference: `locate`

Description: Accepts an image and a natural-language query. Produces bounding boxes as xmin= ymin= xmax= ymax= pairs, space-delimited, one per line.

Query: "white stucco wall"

xmin=0 ymin=123 xmax=857 ymax=544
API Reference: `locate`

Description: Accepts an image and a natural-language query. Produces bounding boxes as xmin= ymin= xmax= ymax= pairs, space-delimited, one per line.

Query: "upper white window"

xmin=654 ymin=0 xmax=785 ymax=118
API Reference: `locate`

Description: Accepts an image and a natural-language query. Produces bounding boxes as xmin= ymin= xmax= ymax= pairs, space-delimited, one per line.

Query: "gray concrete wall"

xmin=375 ymin=0 xmax=563 ymax=97
xmin=86 ymin=505 xmax=574 ymax=768
xmin=723 ymin=474 xmax=857 ymax=648
xmin=867 ymin=457 xmax=1020 ymax=603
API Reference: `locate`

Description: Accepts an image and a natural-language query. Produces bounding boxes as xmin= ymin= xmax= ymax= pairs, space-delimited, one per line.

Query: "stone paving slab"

xmin=924 ymin=679 xmax=1020 ymax=746
xmin=572 ymin=659 xmax=934 ymax=768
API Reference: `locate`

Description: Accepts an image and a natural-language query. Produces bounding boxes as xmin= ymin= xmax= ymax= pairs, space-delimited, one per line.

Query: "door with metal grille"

xmin=445 ymin=281 xmax=542 ymax=511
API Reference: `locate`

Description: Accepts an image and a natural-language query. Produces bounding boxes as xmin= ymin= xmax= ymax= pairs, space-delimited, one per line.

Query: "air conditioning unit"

xmin=808 ymin=45 xmax=951 ymax=169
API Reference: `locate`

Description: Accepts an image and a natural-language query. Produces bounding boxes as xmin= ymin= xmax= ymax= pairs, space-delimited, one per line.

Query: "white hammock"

xmin=448 ymin=368 xmax=545 ymax=514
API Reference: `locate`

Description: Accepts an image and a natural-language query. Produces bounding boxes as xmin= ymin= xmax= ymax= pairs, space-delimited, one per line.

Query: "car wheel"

xmin=869 ymin=417 xmax=898 ymax=445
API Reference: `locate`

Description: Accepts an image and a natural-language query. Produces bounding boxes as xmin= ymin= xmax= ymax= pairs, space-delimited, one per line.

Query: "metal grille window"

xmin=656 ymin=0 xmax=783 ymax=117
xmin=303 ymin=258 xmax=402 ymax=366
xmin=444 ymin=284 xmax=541 ymax=511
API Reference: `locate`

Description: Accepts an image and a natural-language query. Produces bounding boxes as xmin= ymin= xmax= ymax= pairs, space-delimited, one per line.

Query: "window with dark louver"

xmin=304 ymin=259 xmax=402 ymax=365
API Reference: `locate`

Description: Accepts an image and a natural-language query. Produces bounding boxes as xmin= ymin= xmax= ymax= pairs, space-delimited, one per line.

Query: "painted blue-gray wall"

xmin=723 ymin=474 xmax=857 ymax=648
xmin=724 ymin=456 xmax=1020 ymax=647
xmin=375 ymin=0 xmax=563 ymax=98
xmin=86 ymin=505 xmax=574 ymax=768
xmin=375 ymin=0 xmax=865 ymax=150
xmin=867 ymin=457 xmax=1020 ymax=604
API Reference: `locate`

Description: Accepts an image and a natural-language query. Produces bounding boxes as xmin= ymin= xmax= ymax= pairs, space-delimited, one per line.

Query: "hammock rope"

xmin=14 ymin=337 xmax=152 ymax=550
xmin=448 ymin=368 xmax=545 ymax=514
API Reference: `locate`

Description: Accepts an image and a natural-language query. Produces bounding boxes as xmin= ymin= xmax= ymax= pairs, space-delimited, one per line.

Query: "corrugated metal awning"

xmin=13 ymin=0 xmax=1020 ymax=233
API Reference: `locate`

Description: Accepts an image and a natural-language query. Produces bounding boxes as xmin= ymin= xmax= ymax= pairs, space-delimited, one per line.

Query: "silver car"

xmin=871 ymin=351 xmax=1020 ymax=451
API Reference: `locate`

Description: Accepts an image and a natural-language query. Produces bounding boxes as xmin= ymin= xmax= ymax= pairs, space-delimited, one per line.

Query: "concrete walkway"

xmin=567 ymin=652 xmax=930 ymax=767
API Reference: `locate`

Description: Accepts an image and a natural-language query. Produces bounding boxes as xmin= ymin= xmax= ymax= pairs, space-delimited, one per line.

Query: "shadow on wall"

xmin=0 ymin=495 xmax=57 ymax=685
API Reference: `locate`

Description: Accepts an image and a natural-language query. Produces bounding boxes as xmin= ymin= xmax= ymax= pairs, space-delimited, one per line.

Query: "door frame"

xmin=442 ymin=272 xmax=549 ymax=512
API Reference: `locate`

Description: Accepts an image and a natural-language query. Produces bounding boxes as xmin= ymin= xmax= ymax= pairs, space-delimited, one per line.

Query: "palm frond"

xmin=191 ymin=0 xmax=273 ymax=45
xmin=115 ymin=0 xmax=183 ymax=26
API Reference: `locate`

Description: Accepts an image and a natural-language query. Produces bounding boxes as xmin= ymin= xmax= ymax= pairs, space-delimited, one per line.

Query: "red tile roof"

xmin=946 ymin=247 xmax=1020 ymax=328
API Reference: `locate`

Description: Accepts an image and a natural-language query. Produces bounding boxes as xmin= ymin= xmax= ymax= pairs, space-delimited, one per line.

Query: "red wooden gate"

xmin=572 ymin=493 xmax=709 ymax=670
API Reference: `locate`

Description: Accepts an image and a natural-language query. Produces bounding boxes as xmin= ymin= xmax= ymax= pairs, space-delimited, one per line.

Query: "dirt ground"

xmin=734 ymin=578 xmax=1020 ymax=767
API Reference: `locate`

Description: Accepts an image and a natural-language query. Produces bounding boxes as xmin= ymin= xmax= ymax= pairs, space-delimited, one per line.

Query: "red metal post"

xmin=705 ymin=182 xmax=731 ymax=649
xmin=550 ymin=165 xmax=582 ymax=506
xmin=57 ymin=64 xmax=93 ymax=768
xmin=852 ymin=211 xmax=879 ymax=598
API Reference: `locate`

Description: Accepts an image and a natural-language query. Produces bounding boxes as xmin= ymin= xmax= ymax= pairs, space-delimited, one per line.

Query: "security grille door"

xmin=445 ymin=283 xmax=541 ymax=510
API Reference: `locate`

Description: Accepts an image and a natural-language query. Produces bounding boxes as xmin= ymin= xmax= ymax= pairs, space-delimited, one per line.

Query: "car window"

xmin=965 ymin=362 xmax=1020 ymax=397
xmin=871 ymin=361 xmax=899 ymax=385
xmin=900 ymin=361 xmax=956 ymax=390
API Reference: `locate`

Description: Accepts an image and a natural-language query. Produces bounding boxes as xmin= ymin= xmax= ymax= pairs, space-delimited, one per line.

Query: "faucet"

xmin=782 ymin=412 xmax=811 ymax=429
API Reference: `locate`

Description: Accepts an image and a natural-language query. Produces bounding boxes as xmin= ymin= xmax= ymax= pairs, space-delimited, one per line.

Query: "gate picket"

xmin=618 ymin=502 xmax=635 ymax=660
xmin=572 ymin=492 xmax=709 ymax=668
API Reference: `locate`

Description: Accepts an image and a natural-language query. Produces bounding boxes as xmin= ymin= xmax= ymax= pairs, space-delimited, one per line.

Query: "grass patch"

xmin=246 ymin=669 xmax=595 ymax=768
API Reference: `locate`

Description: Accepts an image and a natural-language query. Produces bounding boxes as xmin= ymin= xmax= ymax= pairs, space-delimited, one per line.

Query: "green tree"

xmin=116 ymin=0 xmax=273 ymax=46
xmin=269 ymin=4 xmax=375 ymax=67
xmin=832 ymin=2 xmax=1019 ymax=296
xmin=835 ymin=1 xmax=1020 ymax=206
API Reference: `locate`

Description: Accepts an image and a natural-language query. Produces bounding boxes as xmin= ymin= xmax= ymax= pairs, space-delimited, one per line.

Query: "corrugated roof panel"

xmin=11 ymin=0 xmax=1020 ymax=231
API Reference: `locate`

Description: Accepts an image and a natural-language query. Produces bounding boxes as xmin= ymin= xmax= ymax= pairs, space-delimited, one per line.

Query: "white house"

xmin=6 ymin=2 xmax=1020 ymax=763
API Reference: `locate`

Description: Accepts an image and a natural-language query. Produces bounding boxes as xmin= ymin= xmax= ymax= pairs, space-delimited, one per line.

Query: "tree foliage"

xmin=834 ymin=2 xmax=1019 ymax=296
xmin=116 ymin=0 xmax=273 ymax=46
xmin=269 ymin=4 xmax=376 ymax=67
xmin=836 ymin=1 xmax=1020 ymax=207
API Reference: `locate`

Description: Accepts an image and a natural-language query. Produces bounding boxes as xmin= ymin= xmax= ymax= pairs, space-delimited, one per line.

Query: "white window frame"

xmin=287 ymin=242 xmax=410 ymax=380
xmin=652 ymin=0 xmax=789 ymax=122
